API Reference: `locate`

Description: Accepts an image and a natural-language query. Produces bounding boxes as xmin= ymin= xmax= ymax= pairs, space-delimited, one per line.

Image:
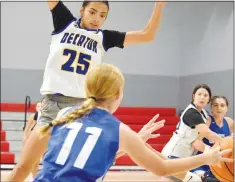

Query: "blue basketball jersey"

xmin=192 ymin=115 xmax=230 ymax=173
xmin=34 ymin=107 xmax=120 ymax=182
xmin=203 ymin=115 xmax=230 ymax=146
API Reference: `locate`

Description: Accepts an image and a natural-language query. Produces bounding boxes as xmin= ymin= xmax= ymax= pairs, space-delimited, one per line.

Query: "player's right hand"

xmin=205 ymin=147 xmax=233 ymax=167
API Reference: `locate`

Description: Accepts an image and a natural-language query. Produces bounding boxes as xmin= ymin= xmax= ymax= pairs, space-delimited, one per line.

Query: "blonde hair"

xmin=40 ymin=64 xmax=125 ymax=136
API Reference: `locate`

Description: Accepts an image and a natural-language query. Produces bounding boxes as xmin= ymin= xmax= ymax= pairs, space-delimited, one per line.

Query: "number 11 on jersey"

xmin=56 ymin=122 xmax=102 ymax=169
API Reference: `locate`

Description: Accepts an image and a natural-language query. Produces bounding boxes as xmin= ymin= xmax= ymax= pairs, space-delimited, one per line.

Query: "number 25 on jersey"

xmin=61 ymin=49 xmax=91 ymax=75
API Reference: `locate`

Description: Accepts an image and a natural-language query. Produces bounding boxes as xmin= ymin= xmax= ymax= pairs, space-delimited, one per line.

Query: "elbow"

xmin=153 ymin=163 xmax=168 ymax=177
xmin=146 ymin=36 xmax=154 ymax=43
xmin=144 ymin=34 xmax=155 ymax=43
xmin=157 ymin=171 xmax=168 ymax=177
xmin=155 ymin=169 xmax=168 ymax=177
xmin=142 ymin=31 xmax=155 ymax=43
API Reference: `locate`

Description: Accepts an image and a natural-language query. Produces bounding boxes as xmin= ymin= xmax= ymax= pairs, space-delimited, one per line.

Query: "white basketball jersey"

xmin=40 ymin=19 xmax=105 ymax=98
xmin=161 ymin=104 xmax=209 ymax=158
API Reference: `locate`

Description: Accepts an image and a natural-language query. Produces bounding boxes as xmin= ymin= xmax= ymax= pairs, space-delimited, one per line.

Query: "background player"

xmin=7 ymin=64 xmax=232 ymax=182
xmin=22 ymin=99 xmax=45 ymax=178
xmin=191 ymin=95 xmax=234 ymax=181
xmin=23 ymin=101 xmax=43 ymax=144
xmin=161 ymin=84 xmax=224 ymax=181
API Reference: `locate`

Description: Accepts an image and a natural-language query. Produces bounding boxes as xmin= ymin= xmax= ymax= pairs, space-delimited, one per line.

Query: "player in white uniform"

xmin=161 ymin=84 xmax=223 ymax=182
xmin=38 ymin=0 xmax=166 ymax=126
xmin=21 ymin=1 xmax=166 ymax=178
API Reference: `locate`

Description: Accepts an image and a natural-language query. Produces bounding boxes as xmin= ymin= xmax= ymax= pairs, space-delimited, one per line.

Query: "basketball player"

xmin=161 ymin=84 xmax=224 ymax=182
xmin=21 ymin=0 xmax=165 ymax=174
xmin=191 ymin=96 xmax=234 ymax=181
xmin=22 ymin=99 xmax=44 ymax=178
xmin=23 ymin=101 xmax=42 ymax=144
xmin=39 ymin=0 xmax=165 ymax=126
xmin=7 ymin=64 xmax=232 ymax=182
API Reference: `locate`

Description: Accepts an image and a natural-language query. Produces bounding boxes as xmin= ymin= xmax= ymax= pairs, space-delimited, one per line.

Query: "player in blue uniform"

xmin=191 ymin=96 xmax=234 ymax=182
xmin=8 ymin=64 xmax=233 ymax=182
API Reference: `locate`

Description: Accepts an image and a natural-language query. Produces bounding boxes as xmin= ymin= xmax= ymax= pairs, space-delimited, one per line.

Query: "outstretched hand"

xmin=138 ymin=114 xmax=165 ymax=142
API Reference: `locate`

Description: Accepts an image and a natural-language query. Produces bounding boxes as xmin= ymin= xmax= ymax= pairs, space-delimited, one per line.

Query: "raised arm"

xmin=48 ymin=1 xmax=59 ymax=10
xmin=47 ymin=1 xmax=76 ymax=34
xmin=123 ymin=2 xmax=165 ymax=46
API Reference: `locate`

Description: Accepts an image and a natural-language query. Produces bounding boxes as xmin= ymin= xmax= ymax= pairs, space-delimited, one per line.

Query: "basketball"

xmin=210 ymin=136 xmax=234 ymax=182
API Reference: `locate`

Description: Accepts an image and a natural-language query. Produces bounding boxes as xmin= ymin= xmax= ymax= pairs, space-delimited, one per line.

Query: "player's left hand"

xmin=138 ymin=114 xmax=165 ymax=142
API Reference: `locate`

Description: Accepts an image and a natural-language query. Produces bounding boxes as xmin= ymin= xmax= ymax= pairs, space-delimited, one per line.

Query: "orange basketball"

xmin=210 ymin=136 xmax=234 ymax=182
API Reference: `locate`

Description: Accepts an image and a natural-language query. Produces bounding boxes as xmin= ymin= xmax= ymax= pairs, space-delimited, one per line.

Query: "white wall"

xmin=179 ymin=2 xmax=233 ymax=76
xmin=177 ymin=2 xmax=234 ymax=117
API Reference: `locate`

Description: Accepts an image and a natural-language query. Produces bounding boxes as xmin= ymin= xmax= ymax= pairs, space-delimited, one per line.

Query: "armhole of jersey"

xmin=101 ymin=31 xmax=106 ymax=54
xmin=51 ymin=19 xmax=76 ymax=36
xmin=206 ymin=115 xmax=212 ymax=126
xmin=223 ymin=117 xmax=232 ymax=133
xmin=224 ymin=117 xmax=230 ymax=124
xmin=100 ymin=30 xmax=108 ymax=52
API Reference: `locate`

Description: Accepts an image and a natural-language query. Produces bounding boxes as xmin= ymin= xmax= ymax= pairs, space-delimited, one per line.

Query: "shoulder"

xmin=119 ymin=123 xmax=133 ymax=138
xmin=183 ymin=108 xmax=200 ymax=118
xmin=206 ymin=115 xmax=212 ymax=126
xmin=224 ymin=117 xmax=234 ymax=126
xmin=102 ymin=110 xmax=121 ymax=125
xmin=182 ymin=107 xmax=206 ymax=127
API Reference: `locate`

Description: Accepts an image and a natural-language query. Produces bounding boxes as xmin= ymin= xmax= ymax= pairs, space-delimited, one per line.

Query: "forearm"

xmin=8 ymin=164 xmax=33 ymax=182
xmin=163 ymin=154 xmax=208 ymax=176
xmin=144 ymin=2 xmax=164 ymax=38
xmin=197 ymin=124 xmax=221 ymax=143
xmin=203 ymin=131 xmax=221 ymax=143
xmin=192 ymin=139 xmax=210 ymax=152
xmin=145 ymin=143 xmax=167 ymax=160
xmin=115 ymin=143 xmax=166 ymax=160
